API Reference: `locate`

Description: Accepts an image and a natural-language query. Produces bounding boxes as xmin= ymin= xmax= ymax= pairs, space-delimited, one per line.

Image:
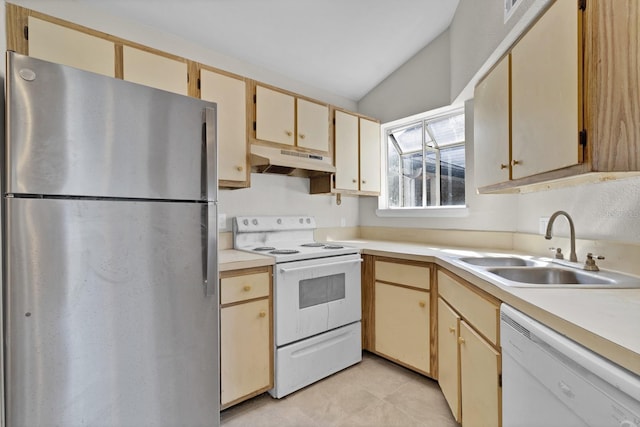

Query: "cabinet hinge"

xmin=499 ymin=373 xmax=502 ymax=387
xmin=253 ymin=95 xmax=256 ymax=103
xmin=187 ymin=73 xmax=189 ymax=83
xmin=579 ymin=0 xmax=586 ymax=11
xmin=23 ymin=25 xmax=28 ymax=40
xmin=197 ymin=78 xmax=201 ymax=90
xmin=253 ymin=121 xmax=256 ymax=131
xmin=579 ymin=129 xmax=587 ymax=147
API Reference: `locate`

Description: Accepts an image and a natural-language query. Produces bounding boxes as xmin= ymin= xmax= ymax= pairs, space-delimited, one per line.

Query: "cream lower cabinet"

xmin=369 ymin=258 xmax=432 ymax=375
xmin=437 ymin=269 xmax=501 ymax=427
xmin=220 ymin=267 xmax=273 ymax=409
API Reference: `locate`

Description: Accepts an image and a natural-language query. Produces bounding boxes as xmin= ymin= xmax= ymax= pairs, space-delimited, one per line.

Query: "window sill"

xmin=375 ymin=206 xmax=469 ymax=218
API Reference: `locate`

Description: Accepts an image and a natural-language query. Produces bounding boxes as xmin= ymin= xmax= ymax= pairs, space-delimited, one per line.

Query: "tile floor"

xmin=221 ymin=352 xmax=460 ymax=426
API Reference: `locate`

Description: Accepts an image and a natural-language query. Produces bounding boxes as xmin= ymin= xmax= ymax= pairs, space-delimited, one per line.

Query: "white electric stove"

xmin=233 ymin=216 xmax=362 ymax=398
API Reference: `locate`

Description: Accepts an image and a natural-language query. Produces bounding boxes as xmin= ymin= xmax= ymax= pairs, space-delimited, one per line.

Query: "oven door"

xmin=274 ymin=253 xmax=362 ymax=347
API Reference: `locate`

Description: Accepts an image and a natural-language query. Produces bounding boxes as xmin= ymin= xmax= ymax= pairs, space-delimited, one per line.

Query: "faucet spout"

xmin=544 ymin=210 xmax=577 ymax=262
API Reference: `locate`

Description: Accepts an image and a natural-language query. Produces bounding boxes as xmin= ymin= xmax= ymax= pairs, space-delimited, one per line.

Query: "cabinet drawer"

xmin=438 ymin=270 xmax=499 ymax=346
xmin=221 ymin=272 xmax=270 ymax=305
xmin=375 ymin=261 xmax=430 ymax=290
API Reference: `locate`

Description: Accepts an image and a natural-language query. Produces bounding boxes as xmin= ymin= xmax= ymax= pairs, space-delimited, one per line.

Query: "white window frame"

xmin=377 ymin=106 xmax=468 ymax=218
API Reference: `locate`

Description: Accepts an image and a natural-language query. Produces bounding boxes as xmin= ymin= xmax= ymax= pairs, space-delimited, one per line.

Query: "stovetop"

xmin=233 ymin=216 xmax=359 ymax=262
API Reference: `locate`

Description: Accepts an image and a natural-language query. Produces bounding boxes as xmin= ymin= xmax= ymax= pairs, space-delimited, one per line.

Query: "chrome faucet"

xmin=544 ymin=211 xmax=577 ymax=262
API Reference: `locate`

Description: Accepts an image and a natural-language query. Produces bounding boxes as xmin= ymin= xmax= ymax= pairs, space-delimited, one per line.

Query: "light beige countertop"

xmin=334 ymin=238 xmax=640 ymax=377
xmin=219 ymin=249 xmax=274 ymax=272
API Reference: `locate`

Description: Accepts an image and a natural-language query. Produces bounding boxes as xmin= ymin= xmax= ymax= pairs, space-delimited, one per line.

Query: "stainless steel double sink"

xmin=457 ymin=256 xmax=640 ymax=288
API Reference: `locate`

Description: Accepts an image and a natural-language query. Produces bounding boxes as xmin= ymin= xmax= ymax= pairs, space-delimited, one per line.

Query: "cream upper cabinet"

xmin=28 ymin=17 xmax=115 ymax=77
xmin=333 ymin=111 xmax=381 ymax=194
xmin=510 ymin=0 xmax=579 ymax=180
xmin=296 ymin=99 xmax=330 ymax=152
xmin=474 ymin=55 xmax=510 ymax=188
xmin=359 ymin=118 xmax=381 ymax=193
xmin=255 ymin=86 xmax=330 ymax=152
xmin=200 ymin=68 xmax=248 ymax=186
xmin=438 ymin=297 xmax=461 ymax=423
xmin=255 ymin=85 xmax=295 ymax=146
xmin=122 ymin=46 xmax=188 ymax=96
xmin=334 ymin=110 xmax=360 ymax=191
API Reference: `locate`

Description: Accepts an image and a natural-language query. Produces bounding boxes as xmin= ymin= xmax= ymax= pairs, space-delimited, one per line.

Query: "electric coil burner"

xmin=233 ymin=216 xmax=362 ymax=398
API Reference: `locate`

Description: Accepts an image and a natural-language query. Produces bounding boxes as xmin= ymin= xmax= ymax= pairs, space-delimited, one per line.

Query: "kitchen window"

xmin=380 ymin=109 xmax=466 ymax=212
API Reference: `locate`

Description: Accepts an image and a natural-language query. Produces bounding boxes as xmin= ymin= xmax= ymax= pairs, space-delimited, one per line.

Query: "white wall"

xmin=358 ymin=30 xmax=452 ymax=123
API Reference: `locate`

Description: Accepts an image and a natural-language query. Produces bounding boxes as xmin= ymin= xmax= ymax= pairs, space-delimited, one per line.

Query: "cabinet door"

xmin=474 ymin=55 xmax=510 ymax=188
xmin=28 ymin=17 xmax=115 ymax=77
xmin=438 ymin=298 xmax=461 ymax=423
xmin=511 ymin=0 xmax=580 ymax=179
xmin=334 ymin=110 xmax=360 ymax=191
xmin=255 ymin=86 xmax=295 ymax=146
xmin=297 ymin=99 xmax=329 ymax=152
xmin=374 ymin=282 xmax=430 ymax=374
xmin=459 ymin=321 xmax=500 ymax=427
xmin=122 ymin=46 xmax=188 ymax=96
xmin=200 ymin=69 xmax=248 ymax=184
xmin=359 ymin=118 xmax=381 ymax=193
xmin=220 ymin=298 xmax=271 ymax=406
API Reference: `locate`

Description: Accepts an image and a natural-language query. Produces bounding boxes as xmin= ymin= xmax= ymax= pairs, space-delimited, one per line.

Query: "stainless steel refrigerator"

xmin=3 ymin=51 xmax=220 ymax=426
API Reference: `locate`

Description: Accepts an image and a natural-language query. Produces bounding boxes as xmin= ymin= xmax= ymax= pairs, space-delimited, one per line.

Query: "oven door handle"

xmin=279 ymin=258 xmax=363 ymax=274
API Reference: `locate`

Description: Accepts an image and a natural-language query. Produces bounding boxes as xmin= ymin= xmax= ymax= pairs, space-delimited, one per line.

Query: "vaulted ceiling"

xmin=78 ymin=0 xmax=460 ymax=101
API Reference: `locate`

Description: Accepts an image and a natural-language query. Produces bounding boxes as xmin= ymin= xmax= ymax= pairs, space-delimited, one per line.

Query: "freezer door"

xmin=6 ymin=52 xmax=217 ymax=201
xmin=4 ymin=198 xmax=219 ymax=427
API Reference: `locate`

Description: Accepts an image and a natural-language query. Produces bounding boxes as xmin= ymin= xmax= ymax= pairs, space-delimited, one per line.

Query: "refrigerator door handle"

xmin=204 ymin=106 xmax=218 ymax=203
xmin=204 ymin=202 xmax=218 ymax=297
xmin=204 ymin=106 xmax=218 ymax=298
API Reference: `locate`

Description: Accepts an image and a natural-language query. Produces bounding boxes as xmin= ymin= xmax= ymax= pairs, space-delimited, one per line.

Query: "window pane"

xmin=392 ymin=123 xmax=423 ymax=154
xmin=427 ymin=114 xmax=465 ymax=147
xmin=387 ymin=142 xmax=400 ymax=207
xmin=425 ymin=151 xmax=437 ymax=206
xmin=440 ymin=145 xmax=466 ymax=206
xmin=401 ymin=152 xmax=423 ymax=207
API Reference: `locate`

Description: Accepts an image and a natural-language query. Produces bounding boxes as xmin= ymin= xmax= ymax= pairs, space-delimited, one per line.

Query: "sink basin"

xmin=460 ymin=256 xmax=536 ymax=267
xmin=487 ymin=267 xmax=614 ymax=286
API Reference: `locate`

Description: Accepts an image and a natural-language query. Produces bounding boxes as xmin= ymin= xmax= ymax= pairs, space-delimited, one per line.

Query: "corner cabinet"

xmin=362 ymin=256 xmax=434 ymax=376
xmin=474 ymin=0 xmax=640 ymax=193
xmin=219 ymin=266 xmax=273 ymax=409
xmin=200 ymin=67 xmax=250 ymax=188
xmin=437 ymin=269 xmax=501 ymax=427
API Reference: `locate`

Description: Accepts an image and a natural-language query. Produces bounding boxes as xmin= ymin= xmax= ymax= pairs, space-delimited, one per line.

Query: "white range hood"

xmin=250 ymin=144 xmax=335 ymax=176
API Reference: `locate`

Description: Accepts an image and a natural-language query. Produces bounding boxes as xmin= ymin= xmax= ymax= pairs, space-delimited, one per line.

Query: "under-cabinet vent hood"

xmin=250 ymin=144 xmax=335 ymax=176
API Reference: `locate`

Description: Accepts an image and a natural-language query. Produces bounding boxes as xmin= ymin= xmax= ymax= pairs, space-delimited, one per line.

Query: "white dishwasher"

xmin=500 ymin=304 xmax=640 ymax=427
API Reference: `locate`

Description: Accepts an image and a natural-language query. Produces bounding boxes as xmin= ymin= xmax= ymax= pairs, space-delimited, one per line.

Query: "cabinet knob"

xmin=243 ymin=285 xmax=251 ymax=292
xmin=259 ymin=311 xmax=267 ymax=318
xmin=449 ymin=327 xmax=456 ymax=334
xmin=362 ymin=180 xmax=367 ymax=184
xmin=299 ymin=133 xmax=306 ymax=139
xmin=352 ymin=178 xmax=357 ymax=183
xmin=419 ymin=301 xmax=426 ymax=308
xmin=458 ymin=337 xmax=465 ymax=345
xmin=500 ymin=163 xmax=508 ymax=170
xmin=285 ymin=130 xmax=293 ymax=137
xmin=236 ymin=165 xmax=243 ymax=172
xmin=512 ymin=159 xmax=521 ymax=166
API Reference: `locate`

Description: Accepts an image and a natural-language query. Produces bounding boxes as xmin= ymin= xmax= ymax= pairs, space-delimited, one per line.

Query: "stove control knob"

xmin=306 ymin=218 xmax=311 ymax=224
xmin=243 ymin=219 xmax=249 ymax=226
xmin=277 ymin=218 xmax=282 ymax=224
xmin=299 ymin=218 xmax=304 ymax=224
xmin=252 ymin=219 xmax=258 ymax=225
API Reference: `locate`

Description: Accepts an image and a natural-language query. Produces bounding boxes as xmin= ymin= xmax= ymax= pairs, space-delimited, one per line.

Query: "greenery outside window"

xmin=383 ymin=110 xmax=465 ymax=209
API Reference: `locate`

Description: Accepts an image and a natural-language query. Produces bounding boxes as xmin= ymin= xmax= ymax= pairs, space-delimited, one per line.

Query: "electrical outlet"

xmin=340 ymin=218 xmax=346 ymax=227
xmin=218 ymin=213 xmax=227 ymax=230
xmin=539 ymin=217 xmax=550 ymax=235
